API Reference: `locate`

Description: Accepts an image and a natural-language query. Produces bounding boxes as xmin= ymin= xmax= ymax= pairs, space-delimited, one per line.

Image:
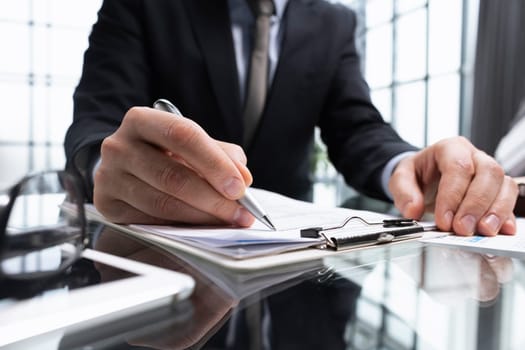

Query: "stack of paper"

xmin=85 ymin=189 xmax=394 ymax=259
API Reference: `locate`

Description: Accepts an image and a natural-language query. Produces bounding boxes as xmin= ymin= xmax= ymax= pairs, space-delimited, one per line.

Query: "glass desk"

xmin=2 ymin=220 xmax=525 ymax=350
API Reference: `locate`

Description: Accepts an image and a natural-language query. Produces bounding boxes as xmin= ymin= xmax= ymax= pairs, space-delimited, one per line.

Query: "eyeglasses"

xmin=0 ymin=170 xmax=87 ymax=281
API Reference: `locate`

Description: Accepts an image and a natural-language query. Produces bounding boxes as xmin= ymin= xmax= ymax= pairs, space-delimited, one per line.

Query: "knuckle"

xmin=486 ymin=161 xmax=505 ymax=178
xmin=122 ymin=107 xmax=149 ymax=134
xmin=125 ymin=106 xmax=147 ymax=123
xmin=434 ymin=138 xmax=448 ymax=149
xmin=166 ymin=118 xmax=202 ymax=148
xmin=230 ymin=144 xmax=247 ymax=163
xmin=506 ymin=176 xmax=520 ymax=195
xmin=448 ymin=157 xmax=475 ymax=176
xmin=93 ymin=165 xmax=108 ymax=185
xmin=210 ymin=196 xmax=232 ymax=216
xmin=457 ymin=135 xmax=470 ymax=145
xmin=163 ymin=118 xmax=179 ymax=141
xmin=94 ymin=197 xmax=125 ymax=222
xmin=100 ymin=136 xmax=124 ymax=159
xmin=157 ymin=166 xmax=189 ymax=196
xmin=153 ymin=193 xmax=178 ymax=217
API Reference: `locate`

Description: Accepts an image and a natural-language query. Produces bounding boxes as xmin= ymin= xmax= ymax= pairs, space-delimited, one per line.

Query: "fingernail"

xmin=460 ymin=215 xmax=477 ymax=235
xmin=223 ymin=177 xmax=244 ymax=198
xmin=233 ymin=207 xmax=253 ymax=226
xmin=483 ymin=214 xmax=500 ymax=234
xmin=444 ymin=210 xmax=454 ymax=228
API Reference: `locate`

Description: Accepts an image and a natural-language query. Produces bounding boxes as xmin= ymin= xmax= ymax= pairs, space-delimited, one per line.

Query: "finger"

xmin=216 ymin=140 xmax=248 ymax=165
xmin=94 ymin=169 xmax=186 ymax=224
xmin=216 ymin=141 xmax=253 ymax=186
xmin=485 ymin=255 xmax=514 ymax=283
xmin=171 ymin=141 xmax=253 ymax=185
xmin=500 ymin=214 xmax=517 ymax=235
xmin=105 ymin=139 xmax=255 ymax=226
xmin=475 ymin=176 xmax=518 ymax=236
xmin=95 ymin=166 xmax=254 ymax=226
xmin=120 ymin=107 xmax=247 ymax=199
xmin=451 ymin=152 xmax=505 ymax=236
xmin=389 ymin=156 xmax=425 ymax=220
xmin=95 ymin=197 xmax=201 ymax=225
xmin=172 ymin=141 xmax=250 ymax=178
xmin=477 ymin=257 xmax=500 ymax=302
xmin=94 ymin=165 xmax=218 ymax=224
xmin=432 ymin=142 xmax=476 ymax=232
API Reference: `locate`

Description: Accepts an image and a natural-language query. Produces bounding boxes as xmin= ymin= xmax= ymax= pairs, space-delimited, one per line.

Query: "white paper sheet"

xmin=422 ymin=218 xmax=525 ymax=258
xmin=127 ymin=189 xmax=392 ymax=258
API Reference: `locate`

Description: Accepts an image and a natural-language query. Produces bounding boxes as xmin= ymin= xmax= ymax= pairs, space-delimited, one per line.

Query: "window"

xmin=313 ymin=0 xmax=476 ymax=205
xmin=0 ymin=0 xmax=102 ymax=189
xmin=0 ymin=1 xmax=477 ymax=206
xmin=349 ymin=0 xmax=466 ymax=146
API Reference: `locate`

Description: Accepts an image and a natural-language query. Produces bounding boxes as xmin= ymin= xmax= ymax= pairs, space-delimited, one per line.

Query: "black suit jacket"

xmin=64 ymin=0 xmax=417 ymax=202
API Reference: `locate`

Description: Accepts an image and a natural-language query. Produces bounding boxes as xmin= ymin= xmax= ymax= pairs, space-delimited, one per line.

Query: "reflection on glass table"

xmin=0 ymin=171 xmax=194 ymax=348
xmin=328 ymin=245 xmax=525 ymax=350
xmin=0 ymin=170 xmax=87 ymax=282
xmin=93 ymin=227 xmax=339 ymax=350
xmin=3 ymin=204 xmax=525 ymax=349
xmin=90 ymin=227 xmax=525 ymax=350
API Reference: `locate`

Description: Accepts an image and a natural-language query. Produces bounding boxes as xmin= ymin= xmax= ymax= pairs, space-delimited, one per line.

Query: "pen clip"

xmin=153 ymin=98 xmax=183 ymax=115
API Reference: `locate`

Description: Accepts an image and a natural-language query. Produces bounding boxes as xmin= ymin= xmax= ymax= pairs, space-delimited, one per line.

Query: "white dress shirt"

xmin=228 ymin=0 xmax=288 ymax=103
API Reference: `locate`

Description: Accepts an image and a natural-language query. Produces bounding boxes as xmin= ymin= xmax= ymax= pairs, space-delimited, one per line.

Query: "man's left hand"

xmin=389 ymin=136 xmax=519 ymax=236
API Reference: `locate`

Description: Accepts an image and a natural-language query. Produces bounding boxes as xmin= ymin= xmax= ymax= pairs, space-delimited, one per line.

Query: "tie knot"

xmin=250 ymin=0 xmax=274 ymax=17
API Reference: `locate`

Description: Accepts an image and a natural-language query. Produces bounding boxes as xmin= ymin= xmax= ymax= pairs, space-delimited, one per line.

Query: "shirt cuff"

xmin=381 ymin=151 xmax=417 ymax=200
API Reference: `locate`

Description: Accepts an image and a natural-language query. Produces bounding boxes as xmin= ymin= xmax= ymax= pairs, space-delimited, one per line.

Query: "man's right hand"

xmin=93 ymin=106 xmax=255 ymax=226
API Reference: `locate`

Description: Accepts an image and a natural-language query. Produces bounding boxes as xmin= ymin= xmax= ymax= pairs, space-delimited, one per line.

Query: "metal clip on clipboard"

xmin=300 ymin=216 xmax=430 ymax=251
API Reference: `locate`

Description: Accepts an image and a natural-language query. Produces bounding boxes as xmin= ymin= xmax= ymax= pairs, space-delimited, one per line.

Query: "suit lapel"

xmin=276 ymin=0 xmax=316 ymax=75
xmin=184 ymin=0 xmax=242 ymax=142
xmin=261 ymin=0 xmax=317 ymax=133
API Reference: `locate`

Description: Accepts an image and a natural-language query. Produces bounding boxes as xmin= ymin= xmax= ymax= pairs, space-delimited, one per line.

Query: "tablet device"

xmin=0 ymin=243 xmax=195 ymax=347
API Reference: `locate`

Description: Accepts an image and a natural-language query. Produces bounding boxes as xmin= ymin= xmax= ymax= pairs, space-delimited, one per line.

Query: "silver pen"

xmin=153 ymin=98 xmax=277 ymax=231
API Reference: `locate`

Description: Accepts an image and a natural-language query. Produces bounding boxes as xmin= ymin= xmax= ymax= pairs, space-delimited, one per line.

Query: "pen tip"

xmin=261 ymin=216 xmax=277 ymax=231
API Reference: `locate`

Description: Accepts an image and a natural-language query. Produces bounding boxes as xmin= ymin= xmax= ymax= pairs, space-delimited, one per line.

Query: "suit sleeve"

xmin=64 ymin=0 xmax=152 ymax=200
xmin=318 ymin=7 xmax=418 ymax=200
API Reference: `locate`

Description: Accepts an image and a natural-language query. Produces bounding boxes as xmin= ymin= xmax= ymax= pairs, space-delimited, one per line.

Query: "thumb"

xmin=389 ymin=158 xmax=425 ymax=220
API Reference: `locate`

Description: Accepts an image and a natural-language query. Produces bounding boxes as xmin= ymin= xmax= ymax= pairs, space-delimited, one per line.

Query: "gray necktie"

xmin=243 ymin=0 xmax=274 ymax=148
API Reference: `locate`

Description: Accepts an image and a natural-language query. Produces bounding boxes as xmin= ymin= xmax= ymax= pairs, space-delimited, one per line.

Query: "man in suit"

xmin=65 ymin=0 xmax=518 ymax=236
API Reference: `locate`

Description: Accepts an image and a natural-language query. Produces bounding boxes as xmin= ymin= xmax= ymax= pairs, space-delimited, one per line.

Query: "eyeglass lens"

xmin=1 ymin=171 xmax=85 ymax=279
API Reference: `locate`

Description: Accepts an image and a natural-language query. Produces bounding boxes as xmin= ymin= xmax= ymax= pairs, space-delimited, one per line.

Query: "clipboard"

xmin=300 ymin=217 xmax=436 ymax=251
xmin=62 ymin=188 xmax=439 ymax=270
xmin=89 ymin=221 xmax=430 ymax=272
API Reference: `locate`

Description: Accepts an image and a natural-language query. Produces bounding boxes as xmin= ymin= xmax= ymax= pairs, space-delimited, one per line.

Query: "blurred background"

xmin=0 ymin=0 xmax=101 ymax=188
xmin=0 ymin=0 xmax=523 ymax=206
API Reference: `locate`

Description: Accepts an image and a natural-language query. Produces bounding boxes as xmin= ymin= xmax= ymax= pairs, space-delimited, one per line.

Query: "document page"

xmin=422 ymin=218 xmax=525 ymax=258
xmin=129 ymin=189 xmax=390 ymax=259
